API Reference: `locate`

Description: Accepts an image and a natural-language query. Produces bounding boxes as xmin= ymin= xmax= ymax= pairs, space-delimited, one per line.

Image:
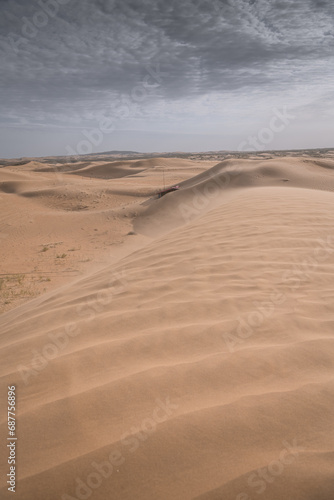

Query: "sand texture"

xmin=1 ymin=152 xmax=334 ymax=499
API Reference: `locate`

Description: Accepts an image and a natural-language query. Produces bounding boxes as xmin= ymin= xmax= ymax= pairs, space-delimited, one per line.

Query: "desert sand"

xmin=1 ymin=151 xmax=334 ymax=499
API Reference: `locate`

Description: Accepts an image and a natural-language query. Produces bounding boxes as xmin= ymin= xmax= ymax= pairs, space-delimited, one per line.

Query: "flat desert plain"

xmin=1 ymin=150 xmax=334 ymax=499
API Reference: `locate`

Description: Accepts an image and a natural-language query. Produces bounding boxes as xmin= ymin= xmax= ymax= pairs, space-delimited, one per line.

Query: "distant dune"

xmin=1 ymin=151 xmax=334 ymax=499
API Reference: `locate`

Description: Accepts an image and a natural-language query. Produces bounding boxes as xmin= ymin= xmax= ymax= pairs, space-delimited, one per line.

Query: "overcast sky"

xmin=0 ymin=0 xmax=333 ymax=158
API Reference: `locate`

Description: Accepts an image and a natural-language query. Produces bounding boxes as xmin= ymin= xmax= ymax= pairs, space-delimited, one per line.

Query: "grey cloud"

xmin=0 ymin=0 xmax=333 ymax=155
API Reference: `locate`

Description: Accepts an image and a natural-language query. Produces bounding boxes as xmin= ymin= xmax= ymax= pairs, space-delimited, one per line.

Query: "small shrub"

xmin=56 ymin=254 xmax=67 ymax=259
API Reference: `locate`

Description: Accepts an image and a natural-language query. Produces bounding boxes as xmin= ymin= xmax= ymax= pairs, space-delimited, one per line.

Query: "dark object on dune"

xmin=157 ymin=186 xmax=179 ymax=198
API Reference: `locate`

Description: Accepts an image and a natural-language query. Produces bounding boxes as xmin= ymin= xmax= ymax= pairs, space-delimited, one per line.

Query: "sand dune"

xmin=1 ymin=153 xmax=334 ymax=499
xmin=0 ymin=157 xmax=214 ymax=313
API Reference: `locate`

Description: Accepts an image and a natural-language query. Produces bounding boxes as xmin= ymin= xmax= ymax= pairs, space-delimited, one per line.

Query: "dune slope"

xmin=1 ymin=156 xmax=334 ymax=499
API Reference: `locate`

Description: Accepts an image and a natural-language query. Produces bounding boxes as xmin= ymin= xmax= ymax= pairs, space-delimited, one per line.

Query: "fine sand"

xmin=1 ymin=153 xmax=334 ymax=499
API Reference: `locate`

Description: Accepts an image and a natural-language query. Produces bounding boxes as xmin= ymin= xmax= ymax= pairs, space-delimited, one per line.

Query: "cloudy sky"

xmin=0 ymin=0 xmax=333 ymax=158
